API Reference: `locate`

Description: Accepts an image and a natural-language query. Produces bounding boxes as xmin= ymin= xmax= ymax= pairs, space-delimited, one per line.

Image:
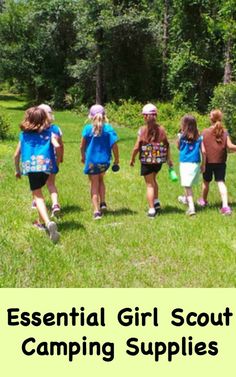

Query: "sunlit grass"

xmin=1 ymin=94 xmax=236 ymax=287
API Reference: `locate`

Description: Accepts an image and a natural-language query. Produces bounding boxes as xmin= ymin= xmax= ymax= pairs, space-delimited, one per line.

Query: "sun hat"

xmin=89 ymin=104 xmax=105 ymax=119
xmin=38 ymin=104 xmax=53 ymax=114
xmin=142 ymin=103 xmax=157 ymax=115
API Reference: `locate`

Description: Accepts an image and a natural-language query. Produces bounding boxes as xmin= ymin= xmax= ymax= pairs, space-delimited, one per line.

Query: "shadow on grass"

xmin=61 ymin=205 xmax=83 ymax=215
xmin=59 ymin=221 xmax=85 ymax=231
xmin=161 ymin=205 xmax=184 ymax=214
xmin=105 ymin=207 xmax=137 ymax=216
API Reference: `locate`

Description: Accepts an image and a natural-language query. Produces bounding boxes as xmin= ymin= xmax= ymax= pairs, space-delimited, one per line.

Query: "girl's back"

xmin=202 ymin=127 xmax=227 ymax=163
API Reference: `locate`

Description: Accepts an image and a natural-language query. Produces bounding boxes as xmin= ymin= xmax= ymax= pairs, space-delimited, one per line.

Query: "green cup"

xmin=169 ymin=167 xmax=178 ymax=182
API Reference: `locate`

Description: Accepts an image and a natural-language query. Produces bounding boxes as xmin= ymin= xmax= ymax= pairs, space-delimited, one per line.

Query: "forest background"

xmin=0 ymin=0 xmax=236 ymax=121
xmin=1 ymin=1 xmax=236 ymax=287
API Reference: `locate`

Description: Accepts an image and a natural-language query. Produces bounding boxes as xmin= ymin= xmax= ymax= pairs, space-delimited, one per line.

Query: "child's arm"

xmin=51 ymin=135 xmax=62 ymax=164
xmin=200 ymin=141 xmax=206 ymax=173
xmin=166 ymin=146 xmax=173 ymax=168
xmin=58 ymin=136 xmax=64 ymax=163
xmin=112 ymin=142 xmax=119 ymax=165
xmin=14 ymin=142 xmax=21 ymax=178
xmin=226 ymin=136 xmax=236 ymax=151
xmin=130 ymin=136 xmax=140 ymax=166
xmin=80 ymin=137 xmax=86 ymax=164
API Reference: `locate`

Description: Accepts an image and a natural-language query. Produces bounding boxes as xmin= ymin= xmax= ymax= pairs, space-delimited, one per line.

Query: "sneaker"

xmin=94 ymin=211 xmax=102 ymax=220
xmin=46 ymin=221 xmax=60 ymax=243
xmin=186 ymin=208 xmax=196 ymax=216
xmin=154 ymin=201 xmax=161 ymax=212
xmin=178 ymin=196 xmax=188 ymax=205
xmin=197 ymin=198 xmax=208 ymax=207
xmin=220 ymin=206 xmax=232 ymax=216
xmin=100 ymin=202 xmax=107 ymax=211
xmin=31 ymin=200 xmax=37 ymax=210
xmin=33 ymin=221 xmax=46 ymax=231
xmin=51 ymin=204 xmax=61 ymax=217
xmin=147 ymin=209 xmax=156 ymax=219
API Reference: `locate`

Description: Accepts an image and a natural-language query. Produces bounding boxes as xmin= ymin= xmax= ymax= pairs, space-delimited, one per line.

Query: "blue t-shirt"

xmin=82 ymin=123 xmax=118 ymax=174
xmin=20 ymin=129 xmax=58 ymax=175
xmin=179 ymin=135 xmax=203 ymax=163
xmin=50 ymin=124 xmax=62 ymax=137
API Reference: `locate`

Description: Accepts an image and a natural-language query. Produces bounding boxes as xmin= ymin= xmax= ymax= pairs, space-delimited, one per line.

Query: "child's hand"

xmin=167 ymin=159 xmax=173 ymax=168
xmin=81 ymin=157 xmax=85 ymax=164
xmin=200 ymin=164 xmax=205 ymax=173
xmin=15 ymin=171 xmax=21 ymax=179
xmin=130 ymin=158 xmax=135 ymax=166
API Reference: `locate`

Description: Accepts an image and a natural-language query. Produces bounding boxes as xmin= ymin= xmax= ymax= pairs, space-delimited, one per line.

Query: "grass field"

xmin=1 ymin=94 xmax=236 ymax=287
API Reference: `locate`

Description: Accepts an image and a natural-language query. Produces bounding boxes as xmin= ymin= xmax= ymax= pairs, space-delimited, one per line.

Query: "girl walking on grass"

xmin=130 ymin=103 xmax=173 ymax=218
xmin=80 ymin=104 xmax=119 ymax=220
xmin=198 ymin=109 xmax=236 ymax=215
xmin=14 ymin=107 xmax=61 ymax=243
xmin=177 ymin=115 xmax=205 ymax=216
xmin=35 ymin=104 xmax=64 ymax=217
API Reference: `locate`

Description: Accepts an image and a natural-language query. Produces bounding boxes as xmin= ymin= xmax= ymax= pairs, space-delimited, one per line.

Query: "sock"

xmin=154 ymin=199 xmax=160 ymax=205
xmin=187 ymin=196 xmax=195 ymax=212
xmin=148 ymin=208 xmax=156 ymax=215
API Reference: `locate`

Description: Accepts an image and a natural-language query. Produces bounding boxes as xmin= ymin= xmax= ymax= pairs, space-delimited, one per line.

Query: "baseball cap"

xmin=38 ymin=104 xmax=53 ymax=114
xmin=89 ymin=104 xmax=105 ymax=119
xmin=142 ymin=103 xmax=157 ymax=115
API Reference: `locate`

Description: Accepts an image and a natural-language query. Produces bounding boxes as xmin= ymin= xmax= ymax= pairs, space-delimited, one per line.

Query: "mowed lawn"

xmin=1 ymin=94 xmax=236 ymax=287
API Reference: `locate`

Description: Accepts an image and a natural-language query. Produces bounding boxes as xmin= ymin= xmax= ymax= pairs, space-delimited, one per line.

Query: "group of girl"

xmin=14 ymin=102 xmax=236 ymax=243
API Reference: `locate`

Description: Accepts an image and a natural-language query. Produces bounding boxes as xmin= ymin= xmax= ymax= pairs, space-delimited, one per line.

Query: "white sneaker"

xmin=178 ymin=195 xmax=188 ymax=205
xmin=47 ymin=221 xmax=60 ymax=243
xmin=186 ymin=208 xmax=196 ymax=216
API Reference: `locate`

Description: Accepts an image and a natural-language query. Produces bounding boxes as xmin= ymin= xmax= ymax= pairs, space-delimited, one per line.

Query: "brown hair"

xmin=141 ymin=114 xmax=161 ymax=143
xmin=181 ymin=114 xmax=199 ymax=142
xmin=210 ymin=109 xmax=225 ymax=143
xmin=92 ymin=113 xmax=108 ymax=136
xmin=20 ymin=107 xmax=50 ymax=132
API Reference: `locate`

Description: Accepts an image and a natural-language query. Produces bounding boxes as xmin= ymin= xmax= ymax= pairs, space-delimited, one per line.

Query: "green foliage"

xmin=106 ymin=99 xmax=143 ymax=129
xmin=2 ymin=94 xmax=236 ymax=287
xmin=0 ymin=111 xmax=10 ymax=139
xmin=210 ymin=82 xmax=236 ymax=141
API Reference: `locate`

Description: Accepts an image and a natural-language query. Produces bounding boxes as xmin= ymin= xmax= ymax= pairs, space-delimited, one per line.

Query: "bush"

xmin=106 ymin=99 xmax=143 ymax=129
xmin=0 ymin=112 xmax=10 ymax=139
xmin=75 ymin=99 xmax=209 ymax=138
xmin=210 ymin=82 xmax=236 ymax=141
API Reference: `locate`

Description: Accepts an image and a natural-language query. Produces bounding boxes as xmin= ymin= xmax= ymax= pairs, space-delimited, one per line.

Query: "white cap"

xmin=142 ymin=103 xmax=157 ymax=115
xmin=38 ymin=104 xmax=53 ymax=113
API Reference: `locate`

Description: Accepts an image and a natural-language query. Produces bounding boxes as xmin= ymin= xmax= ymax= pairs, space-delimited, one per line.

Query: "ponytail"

xmin=210 ymin=109 xmax=224 ymax=143
xmin=92 ymin=113 xmax=104 ymax=136
xmin=214 ymin=120 xmax=224 ymax=143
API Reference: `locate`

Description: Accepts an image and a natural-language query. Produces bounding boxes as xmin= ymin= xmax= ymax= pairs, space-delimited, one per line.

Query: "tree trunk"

xmin=161 ymin=0 xmax=169 ymax=98
xmin=95 ymin=28 xmax=104 ymax=104
xmin=96 ymin=60 xmax=103 ymax=104
xmin=223 ymin=38 xmax=232 ymax=84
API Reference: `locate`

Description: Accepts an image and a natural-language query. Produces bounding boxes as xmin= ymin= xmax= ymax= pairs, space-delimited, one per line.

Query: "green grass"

xmin=1 ymin=94 xmax=236 ymax=287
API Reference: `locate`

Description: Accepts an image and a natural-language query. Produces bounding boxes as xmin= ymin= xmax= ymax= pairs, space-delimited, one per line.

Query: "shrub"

xmin=210 ymin=82 xmax=236 ymax=141
xmin=0 ymin=112 xmax=10 ymax=139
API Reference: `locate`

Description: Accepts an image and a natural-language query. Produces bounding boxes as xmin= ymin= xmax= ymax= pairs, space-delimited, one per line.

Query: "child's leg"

xmin=202 ymin=180 xmax=209 ymax=202
xmin=144 ymin=173 xmax=155 ymax=210
xmin=153 ymin=172 xmax=158 ymax=200
xmin=33 ymin=189 xmax=50 ymax=225
xmin=90 ymin=174 xmax=100 ymax=213
xmin=98 ymin=173 xmax=106 ymax=204
xmin=185 ymin=186 xmax=195 ymax=213
xmin=217 ymin=181 xmax=228 ymax=208
xmin=47 ymin=174 xmax=59 ymax=206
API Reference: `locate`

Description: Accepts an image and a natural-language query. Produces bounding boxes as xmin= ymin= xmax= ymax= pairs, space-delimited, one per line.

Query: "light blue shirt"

xmin=179 ymin=135 xmax=203 ymax=163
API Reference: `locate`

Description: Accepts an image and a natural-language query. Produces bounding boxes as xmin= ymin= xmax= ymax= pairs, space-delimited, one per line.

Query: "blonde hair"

xmin=210 ymin=109 xmax=224 ymax=143
xmin=92 ymin=113 xmax=108 ymax=136
xmin=20 ymin=107 xmax=50 ymax=132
